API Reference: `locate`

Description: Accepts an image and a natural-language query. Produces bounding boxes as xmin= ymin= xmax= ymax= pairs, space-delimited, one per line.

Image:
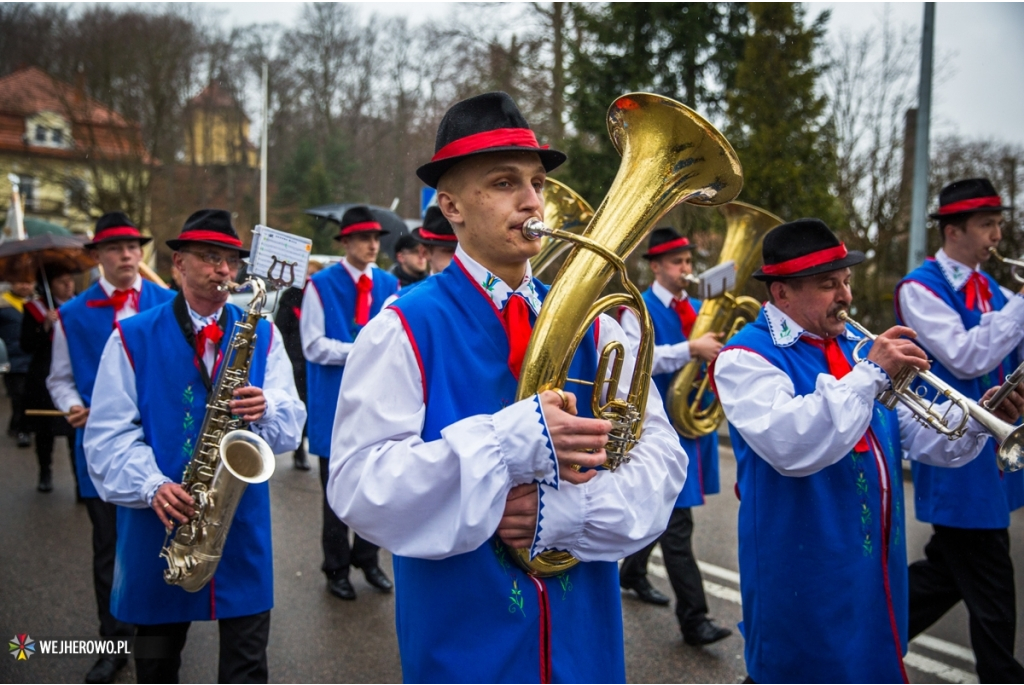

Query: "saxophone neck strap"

xmin=172 ymin=291 xmax=228 ymax=393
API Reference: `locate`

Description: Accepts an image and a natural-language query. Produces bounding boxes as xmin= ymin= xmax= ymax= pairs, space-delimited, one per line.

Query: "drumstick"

xmin=25 ymin=409 xmax=71 ymax=417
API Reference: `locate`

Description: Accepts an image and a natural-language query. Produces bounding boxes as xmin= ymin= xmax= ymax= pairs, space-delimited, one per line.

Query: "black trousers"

xmin=909 ymin=525 xmax=1024 ymax=683
xmin=620 ymin=507 xmax=708 ymax=632
xmin=35 ymin=420 xmax=75 ymax=478
xmin=134 ymin=610 xmax=270 ymax=683
xmin=318 ymin=457 xmax=377 ymax=577
xmin=4 ymin=372 xmax=26 ymax=434
xmin=84 ymin=497 xmax=134 ymax=639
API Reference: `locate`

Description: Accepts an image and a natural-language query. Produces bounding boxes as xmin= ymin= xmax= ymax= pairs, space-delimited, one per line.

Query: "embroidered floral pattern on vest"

xmin=850 ymin=451 xmax=874 ymax=557
xmin=482 ymin=274 xmax=499 ymax=292
xmin=557 ymin=571 xmax=573 ymax=600
xmin=493 ymin=538 xmax=526 ymax=616
xmin=181 ymin=383 xmax=197 ymax=460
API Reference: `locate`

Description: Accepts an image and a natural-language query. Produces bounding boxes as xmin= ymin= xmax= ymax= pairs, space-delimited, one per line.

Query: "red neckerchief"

xmin=87 ymin=288 xmax=139 ymax=312
xmin=501 ymin=294 xmax=532 ymax=380
xmin=802 ymin=335 xmax=869 ymax=453
xmin=673 ymin=297 xmax=697 ymax=338
xmin=354 ymin=274 xmax=372 ymax=326
xmin=196 ymin=322 xmax=224 ymax=357
xmin=964 ymin=271 xmax=992 ymax=313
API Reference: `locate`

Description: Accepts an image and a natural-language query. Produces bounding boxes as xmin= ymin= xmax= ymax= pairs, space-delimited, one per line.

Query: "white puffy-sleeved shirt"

xmin=46 ymin=274 xmax=142 ymax=412
xmin=300 ymin=257 xmax=373 ymax=367
xmin=898 ymin=248 xmax=1024 ymax=380
xmin=619 ymin=280 xmax=692 ymax=373
xmin=327 ymin=246 xmax=689 ymax=562
xmin=83 ymin=302 xmax=306 ymax=508
xmin=713 ymin=302 xmax=990 ymax=478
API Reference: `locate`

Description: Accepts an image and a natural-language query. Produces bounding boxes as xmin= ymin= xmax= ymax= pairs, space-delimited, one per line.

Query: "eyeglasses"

xmin=183 ymin=250 xmax=242 ymax=269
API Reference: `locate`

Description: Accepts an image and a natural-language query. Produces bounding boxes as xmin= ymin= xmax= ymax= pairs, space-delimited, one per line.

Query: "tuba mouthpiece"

xmin=522 ymin=218 xmax=551 ymax=241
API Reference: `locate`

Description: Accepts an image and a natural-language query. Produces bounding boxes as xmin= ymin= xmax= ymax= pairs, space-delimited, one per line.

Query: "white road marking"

xmin=644 ymin=554 xmax=979 ymax=682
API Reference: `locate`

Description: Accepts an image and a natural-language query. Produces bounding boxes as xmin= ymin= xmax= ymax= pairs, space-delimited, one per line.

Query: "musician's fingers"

xmin=497 ymin=529 xmax=534 ymax=549
xmin=880 ymin=325 xmax=917 ymax=340
xmin=559 ymin=466 xmax=599 ymax=485
xmin=505 ymin=483 xmax=536 ymax=503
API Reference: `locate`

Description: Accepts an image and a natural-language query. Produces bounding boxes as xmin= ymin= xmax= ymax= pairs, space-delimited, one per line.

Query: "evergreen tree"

xmin=725 ymin=3 xmax=842 ymax=226
xmin=563 ymin=3 xmax=748 ymax=205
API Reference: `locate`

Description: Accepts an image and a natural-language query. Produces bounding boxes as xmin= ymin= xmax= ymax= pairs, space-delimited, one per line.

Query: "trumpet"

xmin=984 ymin=360 xmax=1024 ymax=412
xmin=837 ymin=311 xmax=1024 ymax=472
xmin=989 ymin=247 xmax=1024 ymax=283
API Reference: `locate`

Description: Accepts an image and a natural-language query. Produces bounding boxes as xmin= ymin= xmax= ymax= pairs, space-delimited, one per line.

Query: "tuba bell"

xmin=513 ymin=92 xmax=743 ymax=577
xmin=530 ymin=179 xmax=595 ymax=279
xmin=668 ymin=202 xmax=781 ymax=438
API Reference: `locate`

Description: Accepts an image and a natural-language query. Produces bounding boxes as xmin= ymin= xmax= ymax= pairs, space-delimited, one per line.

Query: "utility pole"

xmin=260 ymin=61 xmax=268 ymax=227
xmin=907 ymin=2 xmax=935 ymax=272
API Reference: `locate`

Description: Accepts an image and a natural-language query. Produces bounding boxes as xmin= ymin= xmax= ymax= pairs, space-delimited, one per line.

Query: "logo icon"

xmin=779 ymin=320 xmax=792 ymax=339
xmin=9 ymin=634 xmax=34 ymax=660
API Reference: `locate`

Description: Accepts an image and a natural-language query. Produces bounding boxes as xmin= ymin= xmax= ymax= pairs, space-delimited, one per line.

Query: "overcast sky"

xmin=205 ymin=1 xmax=1024 ymax=147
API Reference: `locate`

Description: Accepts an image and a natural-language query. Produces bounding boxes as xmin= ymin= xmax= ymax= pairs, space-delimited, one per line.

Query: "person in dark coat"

xmin=389 ymin=234 xmax=428 ymax=287
xmin=21 ymin=265 xmax=78 ymax=492
xmin=273 ymin=259 xmax=323 ymax=470
xmin=1 ymin=278 xmax=36 ymax=447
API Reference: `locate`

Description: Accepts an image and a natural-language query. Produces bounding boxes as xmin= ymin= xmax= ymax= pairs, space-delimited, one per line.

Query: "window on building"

xmin=65 ymin=178 xmax=89 ymax=214
xmin=35 ymin=126 xmax=47 ymax=143
xmin=18 ymin=175 xmax=36 ymax=211
xmin=51 ymin=128 xmax=63 ymax=145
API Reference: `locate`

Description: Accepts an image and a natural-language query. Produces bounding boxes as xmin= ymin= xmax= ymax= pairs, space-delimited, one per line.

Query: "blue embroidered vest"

xmin=110 ymin=301 xmax=273 ymax=625
xmin=720 ymin=310 xmax=908 ymax=683
xmin=305 ymin=265 xmax=399 ymax=457
xmin=60 ymin=281 xmax=175 ymax=498
xmin=896 ymin=259 xmax=1024 ymax=528
xmin=389 ymin=261 xmax=626 ymax=684
xmin=642 ymin=288 xmax=719 ymax=507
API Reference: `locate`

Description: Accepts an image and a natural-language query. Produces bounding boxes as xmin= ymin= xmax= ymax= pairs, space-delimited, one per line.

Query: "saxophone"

xmin=160 ymin=277 xmax=276 ymax=592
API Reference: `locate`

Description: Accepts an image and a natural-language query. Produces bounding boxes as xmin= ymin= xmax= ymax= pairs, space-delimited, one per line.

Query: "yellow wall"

xmin=185 ymin=108 xmax=258 ymax=168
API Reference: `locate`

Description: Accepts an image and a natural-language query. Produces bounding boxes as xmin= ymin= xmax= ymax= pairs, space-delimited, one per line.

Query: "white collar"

xmin=763 ymin=302 xmax=860 ymax=348
xmin=341 ymin=258 xmax=374 ymax=283
xmin=651 ymin=280 xmax=686 ymax=308
xmin=935 ymin=248 xmax=980 ymax=291
xmin=99 ymin=274 xmax=142 ymax=296
xmin=185 ymin=300 xmax=223 ymax=330
xmin=454 ymin=244 xmax=542 ymax=314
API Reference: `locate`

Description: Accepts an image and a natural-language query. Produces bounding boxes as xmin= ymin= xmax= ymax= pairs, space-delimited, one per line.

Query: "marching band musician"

xmin=412 ymin=204 xmax=459 ymax=276
xmin=390 ymin=233 xmax=428 ymax=288
xmin=46 ymin=211 xmax=174 ymax=684
xmin=617 ymin=227 xmax=732 ymax=646
xmin=83 ymin=210 xmax=305 ymax=683
xmin=300 ymin=206 xmax=399 ymax=601
xmin=327 ymin=92 xmax=688 ymax=682
xmin=711 ymin=218 xmax=1024 ymax=683
xmin=895 ymin=178 xmax=1024 ymax=681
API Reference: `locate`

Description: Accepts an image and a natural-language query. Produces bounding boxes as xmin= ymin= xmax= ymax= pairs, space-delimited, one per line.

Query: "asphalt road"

xmin=2 ymin=409 xmax=1022 ymax=684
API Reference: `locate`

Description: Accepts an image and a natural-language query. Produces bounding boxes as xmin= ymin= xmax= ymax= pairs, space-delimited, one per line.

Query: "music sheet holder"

xmin=698 ymin=260 xmax=736 ymax=300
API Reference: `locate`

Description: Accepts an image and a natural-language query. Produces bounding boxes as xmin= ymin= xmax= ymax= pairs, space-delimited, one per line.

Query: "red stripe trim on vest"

xmin=647 ymin=236 xmax=691 ymax=256
xmin=177 ymin=230 xmax=243 ymax=248
xmin=390 ymin=306 xmax=428 ymax=404
xmin=938 ymin=195 xmax=1003 ymax=215
xmin=431 ymin=128 xmax=547 ymax=162
xmin=94 ymin=226 xmax=142 ymax=241
xmin=418 ymin=228 xmax=457 ymax=242
xmin=760 ymin=244 xmax=849 ymax=276
xmin=338 ymin=221 xmax=383 ymax=237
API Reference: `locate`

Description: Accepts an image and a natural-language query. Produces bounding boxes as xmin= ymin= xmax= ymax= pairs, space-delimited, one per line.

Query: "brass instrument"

xmin=838 ymin=311 xmax=1024 ymax=472
xmin=161 ymin=277 xmax=277 ymax=591
xmin=668 ymin=202 xmax=782 ymax=438
xmin=984 ymin=360 xmax=1024 ymax=411
xmin=989 ymin=247 xmax=1024 ymax=283
xmin=530 ymin=179 xmax=595 ymax=279
xmin=513 ymin=92 xmax=743 ymax=577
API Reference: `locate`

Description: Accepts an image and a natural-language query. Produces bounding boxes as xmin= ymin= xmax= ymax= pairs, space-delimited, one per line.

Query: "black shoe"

xmin=362 ymin=566 xmax=393 ymax=592
xmin=85 ymin=655 xmax=127 ymax=683
xmin=328 ymin=575 xmax=356 ymax=600
xmin=37 ymin=472 xmax=53 ymax=492
xmin=621 ymin=576 xmax=670 ymax=606
xmin=293 ymin=446 xmax=310 ymax=471
xmin=683 ymin=619 xmax=732 ymax=646
xmin=17 ymin=432 xmax=31 ymax=448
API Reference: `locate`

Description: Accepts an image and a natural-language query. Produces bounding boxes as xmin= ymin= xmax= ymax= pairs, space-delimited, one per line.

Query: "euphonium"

xmin=668 ymin=202 xmax=781 ymax=438
xmin=160 ymin=277 xmax=277 ymax=591
xmin=513 ymin=93 xmax=743 ymax=577
xmin=988 ymin=247 xmax=1024 ymax=283
xmin=530 ymin=179 xmax=595 ymax=279
xmin=838 ymin=311 xmax=1024 ymax=472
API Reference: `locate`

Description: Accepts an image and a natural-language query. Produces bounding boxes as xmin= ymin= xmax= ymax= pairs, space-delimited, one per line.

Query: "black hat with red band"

xmin=85 ymin=211 xmax=151 ymax=248
xmin=930 ymin=178 xmax=1010 ymax=220
xmin=753 ymin=218 xmax=865 ymax=281
xmin=166 ymin=209 xmax=249 ymax=256
xmin=416 ymin=92 xmax=566 ymax=189
xmin=642 ymin=227 xmax=694 ymax=260
xmin=332 ymin=205 xmax=389 ymax=241
xmin=412 ymin=206 xmax=458 ymax=248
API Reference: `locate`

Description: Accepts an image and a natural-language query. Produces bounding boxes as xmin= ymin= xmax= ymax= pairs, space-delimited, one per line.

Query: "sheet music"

xmin=248 ymin=225 xmax=312 ymax=288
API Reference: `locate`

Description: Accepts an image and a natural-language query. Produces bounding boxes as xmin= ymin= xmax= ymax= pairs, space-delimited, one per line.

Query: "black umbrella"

xmin=0 ymin=234 xmax=95 ymax=307
xmin=304 ymin=204 xmax=410 ymax=259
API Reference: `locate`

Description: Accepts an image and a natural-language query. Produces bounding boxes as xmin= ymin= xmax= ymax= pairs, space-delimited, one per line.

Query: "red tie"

xmin=196 ymin=322 xmax=223 ymax=356
xmin=964 ymin=272 xmax=992 ymax=312
xmin=87 ymin=288 xmax=138 ymax=312
xmin=355 ymin=275 xmax=372 ymax=326
xmin=803 ymin=336 xmax=869 ymax=453
xmin=673 ymin=298 xmax=697 ymax=338
xmin=501 ymin=294 xmax=533 ymax=380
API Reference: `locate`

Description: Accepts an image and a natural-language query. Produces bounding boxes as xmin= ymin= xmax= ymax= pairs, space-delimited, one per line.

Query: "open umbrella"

xmin=304 ymin=204 xmax=410 ymax=259
xmin=0 ymin=233 xmax=95 ymax=307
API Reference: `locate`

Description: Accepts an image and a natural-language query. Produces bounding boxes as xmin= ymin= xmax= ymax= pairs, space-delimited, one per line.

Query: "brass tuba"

xmin=513 ymin=93 xmax=743 ymax=576
xmin=668 ymin=202 xmax=781 ymax=438
xmin=530 ymin=179 xmax=595 ymax=279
